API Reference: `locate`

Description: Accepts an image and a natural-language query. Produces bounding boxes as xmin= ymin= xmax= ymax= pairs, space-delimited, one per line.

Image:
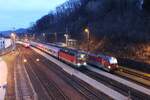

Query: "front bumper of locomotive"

xmin=77 ymin=62 xmax=87 ymax=66
xmin=107 ymin=64 xmax=119 ymax=71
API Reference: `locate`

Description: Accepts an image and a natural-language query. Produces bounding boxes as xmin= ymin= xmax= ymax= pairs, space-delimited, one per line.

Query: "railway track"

xmin=14 ymin=47 xmax=36 ymax=100
xmin=4 ymin=53 xmax=16 ymax=99
xmin=29 ymin=45 xmax=150 ymax=100
xmin=18 ymin=43 xmax=150 ymax=100
xmin=115 ymin=66 xmax=150 ymax=88
xmin=23 ymin=58 xmax=52 ymax=100
xmin=83 ymin=69 xmax=141 ymax=100
xmin=21 ymin=51 xmax=69 ymax=100
xmin=119 ymin=67 xmax=150 ymax=81
xmin=85 ymin=66 xmax=150 ymax=100
xmin=29 ymin=48 xmax=111 ymax=100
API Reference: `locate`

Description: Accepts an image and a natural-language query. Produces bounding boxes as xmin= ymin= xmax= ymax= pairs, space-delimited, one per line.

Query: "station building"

xmin=0 ymin=38 xmax=5 ymax=49
xmin=0 ymin=38 xmax=12 ymax=50
xmin=67 ymin=39 xmax=77 ymax=48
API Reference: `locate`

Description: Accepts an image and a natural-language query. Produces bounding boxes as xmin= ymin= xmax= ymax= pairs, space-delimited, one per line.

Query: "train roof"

xmin=89 ymin=53 xmax=114 ymax=59
xmin=60 ymin=47 xmax=78 ymax=52
xmin=47 ymin=45 xmax=60 ymax=51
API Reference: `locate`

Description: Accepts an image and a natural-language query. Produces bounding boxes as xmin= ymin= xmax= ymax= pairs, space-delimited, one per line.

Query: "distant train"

xmin=30 ymin=41 xmax=118 ymax=71
xmin=22 ymin=39 xmax=30 ymax=48
xmin=22 ymin=41 xmax=30 ymax=48
xmin=31 ymin=42 xmax=87 ymax=68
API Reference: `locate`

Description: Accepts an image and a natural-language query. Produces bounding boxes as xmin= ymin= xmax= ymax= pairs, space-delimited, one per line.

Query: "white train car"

xmin=31 ymin=41 xmax=60 ymax=57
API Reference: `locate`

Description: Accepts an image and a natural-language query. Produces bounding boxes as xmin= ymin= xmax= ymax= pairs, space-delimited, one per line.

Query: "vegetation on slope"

xmin=28 ymin=0 xmax=150 ymax=63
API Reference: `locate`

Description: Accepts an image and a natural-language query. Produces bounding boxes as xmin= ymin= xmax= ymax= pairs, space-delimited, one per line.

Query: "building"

xmin=67 ymin=39 xmax=77 ymax=48
xmin=0 ymin=38 xmax=12 ymax=50
xmin=0 ymin=38 xmax=5 ymax=49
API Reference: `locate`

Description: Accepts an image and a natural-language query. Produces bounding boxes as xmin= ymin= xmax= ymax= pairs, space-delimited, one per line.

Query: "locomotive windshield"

xmin=109 ymin=57 xmax=118 ymax=64
xmin=77 ymin=53 xmax=86 ymax=60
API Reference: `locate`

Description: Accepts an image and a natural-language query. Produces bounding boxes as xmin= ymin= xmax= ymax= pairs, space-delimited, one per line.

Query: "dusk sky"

xmin=0 ymin=0 xmax=67 ymax=31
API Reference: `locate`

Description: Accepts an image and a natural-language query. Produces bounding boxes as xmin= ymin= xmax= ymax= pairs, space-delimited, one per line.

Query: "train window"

xmin=64 ymin=49 xmax=68 ymax=53
xmin=53 ymin=51 xmax=56 ymax=54
xmin=69 ymin=51 xmax=75 ymax=56
xmin=60 ymin=48 xmax=67 ymax=53
xmin=48 ymin=49 xmax=51 ymax=52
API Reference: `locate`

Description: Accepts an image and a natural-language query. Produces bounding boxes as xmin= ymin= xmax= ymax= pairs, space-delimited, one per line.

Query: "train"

xmin=22 ymin=39 xmax=30 ymax=48
xmin=30 ymin=41 xmax=118 ymax=71
xmin=21 ymin=41 xmax=30 ymax=48
xmin=87 ymin=53 xmax=118 ymax=71
xmin=31 ymin=42 xmax=87 ymax=68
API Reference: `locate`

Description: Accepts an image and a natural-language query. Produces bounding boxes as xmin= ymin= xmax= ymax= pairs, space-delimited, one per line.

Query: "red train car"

xmin=59 ymin=48 xmax=87 ymax=68
xmin=88 ymin=54 xmax=118 ymax=71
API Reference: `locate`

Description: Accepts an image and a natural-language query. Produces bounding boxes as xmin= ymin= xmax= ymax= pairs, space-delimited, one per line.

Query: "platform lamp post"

xmin=43 ymin=33 xmax=46 ymax=37
xmin=64 ymin=34 xmax=69 ymax=47
xmin=11 ymin=33 xmax=16 ymax=49
xmin=42 ymin=33 xmax=46 ymax=42
xmin=84 ymin=28 xmax=90 ymax=53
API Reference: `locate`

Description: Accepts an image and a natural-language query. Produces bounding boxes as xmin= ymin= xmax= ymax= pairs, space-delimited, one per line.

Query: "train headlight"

xmin=108 ymin=66 xmax=111 ymax=69
xmin=80 ymin=54 xmax=84 ymax=58
xmin=83 ymin=62 xmax=87 ymax=65
xmin=77 ymin=63 xmax=81 ymax=66
xmin=36 ymin=58 xmax=40 ymax=62
xmin=23 ymin=59 xmax=27 ymax=63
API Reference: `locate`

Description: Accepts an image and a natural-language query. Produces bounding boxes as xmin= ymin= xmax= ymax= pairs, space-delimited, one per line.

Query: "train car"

xmin=45 ymin=45 xmax=60 ymax=57
xmin=31 ymin=42 xmax=86 ymax=68
xmin=87 ymin=53 xmax=118 ymax=71
xmin=58 ymin=47 xmax=87 ymax=68
xmin=31 ymin=41 xmax=60 ymax=57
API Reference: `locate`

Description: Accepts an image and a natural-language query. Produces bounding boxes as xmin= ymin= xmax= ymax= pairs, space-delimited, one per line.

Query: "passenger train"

xmin=30 ymin=41 xmax=118 ymax=71
xmin=31 ymin=42 xmax=87 ymax=68
xmin=22 ymin=41 xmax=30 ymax=48
xmin=22 ymin=39 xmax=30 ymax=48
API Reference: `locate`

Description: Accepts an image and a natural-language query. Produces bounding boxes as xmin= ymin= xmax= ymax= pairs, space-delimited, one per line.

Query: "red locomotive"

xmin=87 ymin=54 xmax=118 ymax=71
xmin=59 ymin=48 xmax=87 ymax=67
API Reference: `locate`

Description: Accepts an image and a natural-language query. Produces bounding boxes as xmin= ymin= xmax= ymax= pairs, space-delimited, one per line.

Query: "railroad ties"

xmin=15 ymin=42 xmax=150 ymax=100
xmin=14 ymin=49 xmax=37 ymax=100
xmin=31 ymin=46 xmax=128 ymax=100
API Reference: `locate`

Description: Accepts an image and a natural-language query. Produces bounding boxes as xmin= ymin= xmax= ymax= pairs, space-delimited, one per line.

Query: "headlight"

xmin=83 ymin=62 xmax=87 ymax=65
xmin=108 ymin=66 xmax=111 ymax=69
xmin=77 ymin=63 xmax=81 ymax=66
xmin=36 ymin=58 xmax=40 ymax=62
xmin=23 ymin=59 xmax=27 ymax=63
xmin=80 ymin=54 xmax=85 ymax=58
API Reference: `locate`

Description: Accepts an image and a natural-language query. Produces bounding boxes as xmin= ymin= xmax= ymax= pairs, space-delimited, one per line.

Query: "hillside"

xmin=28 ymin=0 xmax=150 ymax=64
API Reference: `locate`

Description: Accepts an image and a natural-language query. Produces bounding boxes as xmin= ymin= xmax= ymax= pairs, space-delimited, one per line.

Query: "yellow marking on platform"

xmin=144 ymin=74 xmax=150 ymax=77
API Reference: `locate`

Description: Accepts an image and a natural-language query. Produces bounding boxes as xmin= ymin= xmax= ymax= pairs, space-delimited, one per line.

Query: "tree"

xmin=143 ymin=0 xmax=150 ymax=11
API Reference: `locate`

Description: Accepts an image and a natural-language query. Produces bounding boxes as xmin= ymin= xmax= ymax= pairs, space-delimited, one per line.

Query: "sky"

xmin=0 ymin=0 xmax=67 ymax=31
